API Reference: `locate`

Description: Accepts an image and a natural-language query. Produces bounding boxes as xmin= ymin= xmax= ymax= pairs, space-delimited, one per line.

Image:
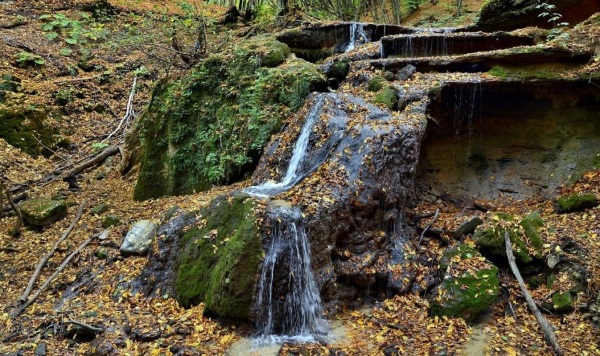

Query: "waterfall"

xmin=345 ymin=23 xmax=368 ymax=52
xmin=254 ymin=206 xmax=329 ymax=345
xmin=244 ymin=95 xmax=326 ymax=198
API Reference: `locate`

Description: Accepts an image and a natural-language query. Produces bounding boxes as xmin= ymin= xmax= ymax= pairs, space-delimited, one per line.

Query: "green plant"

xmin=40 ymin=12 xmax=108 ymax=48
xmin=92 ymin=142 xmax=109 ymax=151
xmin=535 ymin=2 xmax=568 ymax=27
xmin=14 ymin=52 xmax=45 ymax=66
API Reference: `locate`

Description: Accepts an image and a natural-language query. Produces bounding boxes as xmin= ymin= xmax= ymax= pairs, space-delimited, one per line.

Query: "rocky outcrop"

xmin=174 ymin=194 xmax=263 ymax=319
xmin=131 ymin=34 xmax=326 ymax=200
xmin=19 ymin=199 xmax=67 ymax=226
xmin=475 ymin=0 xmax=600 ymax=32
xmin=429 ymin=244 xmax=499 ymax=321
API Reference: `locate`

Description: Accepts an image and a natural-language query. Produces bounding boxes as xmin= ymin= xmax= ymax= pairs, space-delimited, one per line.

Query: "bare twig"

xmin=417 ymin=208 xmax=439 ymax=247
xmin=102 ymin=77 xmax=137 ymax=143
xmin=3 ymin=179 xmax=24 ymax=237
xmin=12 ymin=233 xmax=100 ymax=318
xmin=65 ymin=320 xmax=104 ymax=333
xmin=19 ymin=201 xmax=87 ymax=304
xmin=0 ymin=247 xmax=19 ymax=253
xmin=504 ymin=230 xmax=562 ymax=355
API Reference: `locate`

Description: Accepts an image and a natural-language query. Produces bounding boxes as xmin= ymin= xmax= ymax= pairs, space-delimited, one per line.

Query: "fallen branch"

xmin=504 ymin=230 xmax=562 ymax=355
xmin=19 ymin=201 xmax=87 ymax=304
xmin=0 ymin=247 xmax=19 ymax=253
xmin=12 ymin=233 xmax=99 ymax=318
xmin=65 ymin=320 xmax=105 ymax=333
xmin=102 ymin=77 xmax=137 ymax=143
xmin=61 ymin=146 xmax=120 ymax=182
xmin=3 ymin=179 xmax=24 ymax=237
xmin=417 ymin=208 xmax=439 ymax=247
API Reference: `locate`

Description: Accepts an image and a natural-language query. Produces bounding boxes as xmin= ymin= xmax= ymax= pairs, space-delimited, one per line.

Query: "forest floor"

xmin=0 ymin=0 xmax=599 ymax=355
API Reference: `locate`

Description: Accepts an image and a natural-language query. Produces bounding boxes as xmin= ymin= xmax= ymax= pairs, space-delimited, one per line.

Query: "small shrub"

xmin=14 ymin=52 xmax=45 ymax=66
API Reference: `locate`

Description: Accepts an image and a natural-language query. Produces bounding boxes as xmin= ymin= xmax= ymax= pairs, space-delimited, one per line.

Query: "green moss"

xmin=19 ymin=199 xmax=67 ymax=226
xmin=102 ymin=216 xmax=120 ymax=228
xmin=175 ymin=194 xmax=262 ymax=319
xmin=473 ymin=212 xmax=545 ymax=263
xmin=488 ymin=64 xmax=570 ymax=80
xmin=133 ymin=36 xmax=326 ymax=200
xmin=552 ymin=292 xmax=573 ymax=312
xmin=90 ymin=203 xmax=110 ymax=215
xmin=374 ymin=86 xmax=398 ymax=110
xmin=0 ymin=102 xmax=59 ymax=157
xmin=367 ymin=76 xmax=386 ymax=92
xmin=327 ymin=60 xmax=350 ymax=81
xmin=430 ymin=245 xmax=499 ymax=321
xmin=556 ymin=193 xmax=598 ymax=213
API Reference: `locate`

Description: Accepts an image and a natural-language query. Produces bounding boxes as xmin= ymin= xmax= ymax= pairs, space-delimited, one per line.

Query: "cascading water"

xmin=254 ymin=206 xmax=329 ymax=344
xmin=244 ymin=95 xmax=326 ymax=198
xmin=244 ymin=95 xmax=331 ymax=345
xmin=345 ymin=23 xmax=368 ymax=52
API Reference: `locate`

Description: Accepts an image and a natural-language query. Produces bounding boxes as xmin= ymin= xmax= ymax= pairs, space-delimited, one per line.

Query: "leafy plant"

xmin=92 ymin=142 xmax=109 ymax=151
xmin=14 ymin=52 xmax=45 ymax=66
xmin=535 ymin=2 xmax=569 ymax=27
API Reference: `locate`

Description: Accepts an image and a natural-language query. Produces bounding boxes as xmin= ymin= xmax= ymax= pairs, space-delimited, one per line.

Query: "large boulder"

xmin=475 ymin=0 xmax=600 ymax=31
xmin=174 ymin=194 xmax=263 ymax=319
xmin=120 ymin=220 xmax=157 ymax=257
xmin=473 ymin=212 xmax=545 ymax=264
xmin=19 ymin=199 xmax=67 ymax=226
xmin=429 ymin=244 xmax=500 ymax=321
xmin=131 ymin=35 xmax=326 ymax=200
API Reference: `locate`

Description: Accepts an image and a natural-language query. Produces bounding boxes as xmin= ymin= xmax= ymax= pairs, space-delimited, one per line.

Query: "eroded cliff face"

xmin=418 ymin=80 xmax=600 ymax=200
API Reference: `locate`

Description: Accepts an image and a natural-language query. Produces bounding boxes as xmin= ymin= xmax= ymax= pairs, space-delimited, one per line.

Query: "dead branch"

xmin=417 ymin=208 xmax=439 ymax=247
xmin=19 ymin=201 xmax=87 ymax=304
xmin=2 ymin=192 xmax=27 ymax=213
xmin=0 ymin=247 xmax=19 ymax=253
xmin=53 ymin=75 xmax=102 ymax=84
xmin=12 ymin=233 xmax=100 ymax=318
xmin=3 ymin=179 xmax=24 ymax=237
xmin=504 ymin=230 xmax=562 ymax=355
xmin=102 ymin=77 xmax=137 ymax=143
xmin=8 ymin=146 xmax=120 ymax=197
xmin=65 ymin=320 xmax=104 ymax=333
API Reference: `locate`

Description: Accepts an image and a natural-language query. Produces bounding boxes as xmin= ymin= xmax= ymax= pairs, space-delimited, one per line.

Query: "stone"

xmin=552 ymin=291 xmax=574 ymax=312
xmin=429 ymin=244 xmax=500 ymax=321
xmin=157 ymin=211 xmax=196 ymax=239
xmin=396 ymin=64 xmax=416 ymax=81
xmin=101 ymin=216 xmax=120 ymax=228
xmin=91 ymin=338 xmax=117 ymax=356
xmin=34 ymin=342 xmax=46 ymax=356
xmin=19 ymin=199 xmax=67 ymax=226
xmin=556 ymin=193 xmax=598 ymax=213
xmin=90 ymin=203 xmax=110 ymax=215
xmin=174 ymin=193 xmax=262 ymax=319
xmin=453 ymin=216 xmax=484 ymax=238
xmin=120 ymin=220 xmax=157 ymax=257
xmin=473 ymin=212 xmax=544 ymax=264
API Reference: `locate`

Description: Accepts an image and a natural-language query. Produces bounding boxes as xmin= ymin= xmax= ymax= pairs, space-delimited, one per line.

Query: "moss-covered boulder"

xmin=375 ymin=86 xmax=398 ymax=110
xmin=102 ymin=216 xmax=120 ymax=228
xmin=132 ymin=35 xmax=326 ymax=200
xmin=430 ymin=244 xmax=500 ymax=321
xmin=175 ymin=193 xmax=263 ymax=319
xmin=552 ymin=291 xmax=574 ymax=312
xmin=19 ymin=199 xmax=68 ymax=226
xmin=473 ymin=212 xmax=545 ymax=263
xmin=0 ymin=102 xmax=60 ymax=157
xmin=556 ymin=193 xmax=598 ymax=213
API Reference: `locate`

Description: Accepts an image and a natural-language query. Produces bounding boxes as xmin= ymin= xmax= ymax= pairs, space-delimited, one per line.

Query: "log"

xmin=12 ymin=233 xmax=99 ymax=318
xmin=504 ymin=230 xmax=562 ymax=355
xmin=19 ymin=201 xmax=87 ymax=304
xmin=62 ymin=146 xmax=120 ymax=180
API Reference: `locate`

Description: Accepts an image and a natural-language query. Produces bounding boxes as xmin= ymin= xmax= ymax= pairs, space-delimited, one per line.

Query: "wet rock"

xmin=453 ymin=216 xmax=484 ymax=238
xmin=120 ymin=220 xmax=157 ymax=257
xmin=157 ymin=211 xmax=196 ymax=239
xmin=64 ymin=323 xmax=101 ymax=341
xmin=130 ymin=328 xmax=161 ymax=342
xmin=19 ymin=199 xmax=67 ymax=226
xmin=555 ymin=193 xmax=598 ymax=213
xmin=473 ymin=212 xmax=545 ymax=264
xmin=429 ymin=244 xmax=499 ymax=321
